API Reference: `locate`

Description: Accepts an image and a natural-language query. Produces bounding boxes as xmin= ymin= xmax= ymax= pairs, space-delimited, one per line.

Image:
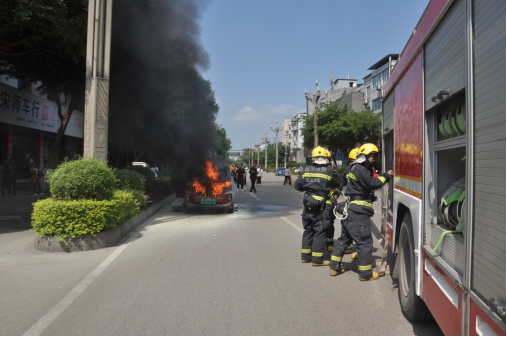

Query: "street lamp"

xmin=260 ymin=132 xmax=271 ymax=170
xmin=270 ymin=120 xmax=281 ymax=170
xmin=304 ymin=79 xmax=329 ymax=148
xmin=255 ymin=141 xmax=261 ymax=166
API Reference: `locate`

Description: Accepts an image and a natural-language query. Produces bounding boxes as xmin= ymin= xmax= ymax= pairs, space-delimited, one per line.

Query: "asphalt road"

xmin=0 ymin=173 xmax=443 ymax=335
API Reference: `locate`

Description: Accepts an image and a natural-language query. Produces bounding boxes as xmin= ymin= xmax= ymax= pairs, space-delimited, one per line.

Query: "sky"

xmin=199 ymin=0 xmax=429 ymax=150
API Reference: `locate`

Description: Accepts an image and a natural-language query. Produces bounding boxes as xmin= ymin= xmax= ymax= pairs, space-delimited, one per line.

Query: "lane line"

xmin=281 ymin=216 xmax=303 ymax=234
xmin=22 ymin=198 xmax=181 ymax=336
xmin=249 ymin=192 xmax=260 ymax=200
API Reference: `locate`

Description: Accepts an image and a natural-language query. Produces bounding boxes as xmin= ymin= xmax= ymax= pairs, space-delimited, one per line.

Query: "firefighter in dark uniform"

xmin=328 ymin=147 xmax=360 ymax=253
xmin=294 ymin=146 xmax=341 ymax=266
xmin=323 ymin=190 xmax=339 ymax=252
xmin=329 ymin=143 xmax=393 ymax=280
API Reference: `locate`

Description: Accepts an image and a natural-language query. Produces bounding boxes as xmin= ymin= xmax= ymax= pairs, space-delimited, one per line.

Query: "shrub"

xmin=31 ymin=190 xmax=140 ymax=240
xmin=128 ymin=188 xmax=149 ymax=208
xmin=48 ymin=157 xmax=117 ymax=201
xmin=115 ymin=169 xmax=146 ymax=191
xmin=126 ymin=165 xmax=155 ymax=191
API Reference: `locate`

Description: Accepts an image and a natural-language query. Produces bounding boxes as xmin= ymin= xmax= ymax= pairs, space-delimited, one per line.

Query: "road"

xmin=0 ymin=173 xmax=443 ymax=335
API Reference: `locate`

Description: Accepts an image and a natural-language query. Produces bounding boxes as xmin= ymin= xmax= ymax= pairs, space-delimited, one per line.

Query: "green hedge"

xmin=126 ymin=166 xmax=155 ymax=191
xmin=48 ymin=157 xmax=117 ymax=201
xmin=338 ymin=166 xmax=347 ymax=175
xmin=115 ymin=169 xmax=146 ymax=191
xmin=31 ymin=190 xmax=140 ymax=240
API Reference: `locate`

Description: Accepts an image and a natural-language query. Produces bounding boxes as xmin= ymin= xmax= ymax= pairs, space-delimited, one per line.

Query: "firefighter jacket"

xmin=294 ymin=164 xmax=342 ymax=208
xmin=342 ymin=165 xmax=352 ymax=187
xmin=345 ymin=162 xmax=390 ymax=216
xmin=324 ymin=197 xmax=337 ymax=222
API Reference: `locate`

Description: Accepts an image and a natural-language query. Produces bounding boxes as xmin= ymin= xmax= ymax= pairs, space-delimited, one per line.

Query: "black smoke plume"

xmin=109 ymin=0 xmax=218 ymax=180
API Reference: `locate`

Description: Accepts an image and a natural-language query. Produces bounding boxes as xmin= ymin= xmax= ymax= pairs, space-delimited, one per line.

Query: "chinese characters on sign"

xmin=0 ymin=83 xmax=84 ymax=138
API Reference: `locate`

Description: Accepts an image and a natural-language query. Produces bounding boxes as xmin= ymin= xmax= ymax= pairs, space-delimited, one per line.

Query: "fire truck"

xmin=379 ymin=0 xmax=505 ymax=335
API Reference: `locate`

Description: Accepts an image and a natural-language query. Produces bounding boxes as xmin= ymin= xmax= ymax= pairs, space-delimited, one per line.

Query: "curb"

xmin=33 ymin=193 xmax=177 ymax=253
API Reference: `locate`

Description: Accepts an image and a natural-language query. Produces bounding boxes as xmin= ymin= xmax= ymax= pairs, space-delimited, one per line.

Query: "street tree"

xmin=300 ymin=100 xmax=381 ymax=156
xmin=0 ymin=0 xmax=88 ymax=168
xmin=215 ymin=126 xmax=232 ymax=159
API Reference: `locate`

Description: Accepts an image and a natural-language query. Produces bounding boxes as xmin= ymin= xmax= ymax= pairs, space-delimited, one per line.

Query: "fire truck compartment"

xmin=428 ymin=223 xmax=465 ymax=277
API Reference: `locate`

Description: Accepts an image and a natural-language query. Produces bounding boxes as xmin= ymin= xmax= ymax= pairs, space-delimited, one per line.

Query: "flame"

xmin=194 ymin=160 xmax=232 ymax=198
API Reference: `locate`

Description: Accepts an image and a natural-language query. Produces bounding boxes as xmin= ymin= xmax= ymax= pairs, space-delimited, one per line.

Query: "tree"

xmin=215 ymin=126 xmax=232 ymax=159
xmin=299 ymin=100 xmax=381 ymax=156
xmin=0 ymin=0 xmax=89 ymax=168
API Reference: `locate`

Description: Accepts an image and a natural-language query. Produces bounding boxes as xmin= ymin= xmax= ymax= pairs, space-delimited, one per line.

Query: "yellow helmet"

xmin=311 ymin=146 xmax=331 ymax=158
xmin=348 ymin=148 xmax=360 ymax=160
xmin=358 ymin=143 xmax=379 ymax=157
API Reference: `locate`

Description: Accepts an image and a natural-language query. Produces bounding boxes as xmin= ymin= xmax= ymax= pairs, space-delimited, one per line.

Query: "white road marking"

xmin=250 ymin=192 xmax=260 ymax=200
xmin=281 ymin=216 xmax=303 ymax=234
xmin=22 ymin=198 xmax=181 ymax=336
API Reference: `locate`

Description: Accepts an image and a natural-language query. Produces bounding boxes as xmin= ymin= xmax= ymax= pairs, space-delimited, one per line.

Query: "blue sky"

xmin=199 ymin=0 xmax=429 ymax=150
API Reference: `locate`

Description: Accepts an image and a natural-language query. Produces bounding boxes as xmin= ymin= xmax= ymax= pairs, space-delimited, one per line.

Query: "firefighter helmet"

xmin=311 ymin=146 xmax=331 ymax=165
xmin=348 ymin=148 xmax=360 ymax=160
xmin=358 ymin=143 xmax=379 ymax=157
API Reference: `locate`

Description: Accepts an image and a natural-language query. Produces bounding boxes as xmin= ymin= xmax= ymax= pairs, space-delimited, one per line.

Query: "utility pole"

xmin=260 ymin=132 xmax=271 ymax=170
xmin=270 ymin=120 xmax=281 ymax=170
xmin=84 ymin=0 xmax=113 ymax=162
xmin=304 ymin=79 xmax=329 ymax=148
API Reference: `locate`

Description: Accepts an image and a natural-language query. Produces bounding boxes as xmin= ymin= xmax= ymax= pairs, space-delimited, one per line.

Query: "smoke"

xmin=109 ymin=0 xmax=218 ymax=180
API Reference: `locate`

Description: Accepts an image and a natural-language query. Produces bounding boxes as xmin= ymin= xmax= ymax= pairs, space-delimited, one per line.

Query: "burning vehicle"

xmin=172 ymin=160 xmax=234 ymax=213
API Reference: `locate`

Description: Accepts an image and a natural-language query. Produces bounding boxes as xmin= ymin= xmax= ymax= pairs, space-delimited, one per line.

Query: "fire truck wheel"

xmin=398 ymin=213 xmax=434 ymax=322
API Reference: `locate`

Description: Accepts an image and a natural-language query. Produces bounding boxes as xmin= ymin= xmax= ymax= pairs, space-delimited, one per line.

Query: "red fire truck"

xmin=379 ymin=0 xmax=505 ymax=335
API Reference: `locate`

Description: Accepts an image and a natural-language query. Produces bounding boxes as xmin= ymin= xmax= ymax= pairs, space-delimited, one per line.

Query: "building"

xmin=0 ymin=76 xmax=84 ymax=178
xmin=361 ymin=54 xmax=399 ymax=112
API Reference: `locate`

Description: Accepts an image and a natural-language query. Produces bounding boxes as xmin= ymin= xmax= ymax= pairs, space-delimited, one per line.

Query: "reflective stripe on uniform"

xmin=302 ymin=173 xmax=332 ymax=180
xmin=301 ymin=249 xmax=311 ymax=254
xmin=326 ymin=200 xmax=332 ymax=205
xmin=349 ymin=244 xmax=353 ymax=248
xmin=331 ymin=255 xmax=342 ymax=262
xmin=358 ymin=265 xmax=372 ymax=271
xmin=378 ymin=176 xmax=386 ymax=184
xmin=347 ymin=173 xmax=358 ymax=181
xmin=312 ymin=252 xmax=323 ymax=257
xmin=310 ymin=195 xmax=325 ymax=201
xmin=350 ymin=200 xmax=373 ymax=208
xmin=326 ymin=238 xmax=334 ymax=242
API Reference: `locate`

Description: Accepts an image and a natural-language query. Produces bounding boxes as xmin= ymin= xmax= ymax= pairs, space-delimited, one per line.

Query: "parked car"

xmin=276 ymin=167 xmax=285 ymax=176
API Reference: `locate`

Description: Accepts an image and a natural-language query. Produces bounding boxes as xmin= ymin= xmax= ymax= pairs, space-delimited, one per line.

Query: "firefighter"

xmin=323 ymin=189 xmax=339 ymax=252
xmin=294 ymin=146 xmax=341 ymax=266
xmin=329 ymin=143 xmax=393 ymax=280
xmin=341 ymin=148 xmax=360 ymax=190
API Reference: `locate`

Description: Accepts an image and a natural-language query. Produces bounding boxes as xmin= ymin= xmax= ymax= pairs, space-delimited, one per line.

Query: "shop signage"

xmin=0 ymin=83 xmax=84 ymax=138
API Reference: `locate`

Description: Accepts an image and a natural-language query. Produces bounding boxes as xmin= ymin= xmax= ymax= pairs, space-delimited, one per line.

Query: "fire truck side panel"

xmin=470 ymin=296 xmax=506 ymax=336
xmin=423 ymin=250 xmax=463 ymax=336
xmin=424 ymin=0 xmax=466 ymax=112
xmin=381 ymin=91 xmax=395 ymax=249
xmin=471 ymin=0 xmax=506 ymax=322
xmin=393 ymin=51 xmax=424 ymax=296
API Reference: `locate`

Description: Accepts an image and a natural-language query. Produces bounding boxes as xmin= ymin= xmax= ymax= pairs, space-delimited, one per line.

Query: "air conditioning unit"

xmin=376 ymin=85 xmax=381 ymax=90
xmin=364 ymin=98 xmax=368 ymax=104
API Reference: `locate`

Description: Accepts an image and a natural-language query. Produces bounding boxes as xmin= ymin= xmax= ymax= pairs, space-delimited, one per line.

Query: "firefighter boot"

xmin=360 ymin=272 xmax=379 ymax=281
xmin=327 ymin=245 xmax=333 ymax=252
xmin=330 ymin=266 xmax=346 ymax=276
xmin=302 ymin=259 xmax=312 ymax=263
xmin=312 ymin=260 xmax=330 ymax=266
xmin=351 ymin=252 xmax=358 ymax=259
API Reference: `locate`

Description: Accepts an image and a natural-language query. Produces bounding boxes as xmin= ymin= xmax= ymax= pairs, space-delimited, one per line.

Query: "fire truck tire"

xmin=398 ymin=213 xmax=434 ymax=322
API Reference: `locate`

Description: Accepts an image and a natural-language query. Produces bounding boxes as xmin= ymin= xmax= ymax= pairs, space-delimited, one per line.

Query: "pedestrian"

xmin=284 ymin=166 xmax=291 ymax=185
xmin=257 ymin=165 xmax=262 ymax=186
xmin=231 ymin=166 xmax=237 ymax=184
xmin=236 ymin=164 xmax=245 ymax=191
xmin=151 ymin=163 xmax=159 ymax=178
xmin=249 ymin=163 xmax=257 ymax=193
xmin=294 ymin=146 xmax=341 ymax=266
xmin=10 ymin=158 xmax=17 ymax=197
xmin=29 ymin=162 xmax=43 ymax=195
xmin=329 ymin=143 xmax=392 ymax=280
xmin=0 ymin=160 xmax=12 ymax=198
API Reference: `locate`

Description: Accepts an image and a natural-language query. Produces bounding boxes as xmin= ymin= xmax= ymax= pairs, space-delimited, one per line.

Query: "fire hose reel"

xmin=439 ymin=98 xmax=466 ymax=139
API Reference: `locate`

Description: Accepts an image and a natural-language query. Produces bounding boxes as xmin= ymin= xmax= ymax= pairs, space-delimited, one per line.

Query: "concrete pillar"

xmin=83 ymin=0 xmax=112 ymax=162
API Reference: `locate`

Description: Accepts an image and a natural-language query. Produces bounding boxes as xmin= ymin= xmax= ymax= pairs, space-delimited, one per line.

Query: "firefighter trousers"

xmin=323 ymin=218 xmax=335 ymax=248
xmin=301 ymin=207 xmax=326 ymax=264
xmin=329 ymin=209 xmax=373 ymax=278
